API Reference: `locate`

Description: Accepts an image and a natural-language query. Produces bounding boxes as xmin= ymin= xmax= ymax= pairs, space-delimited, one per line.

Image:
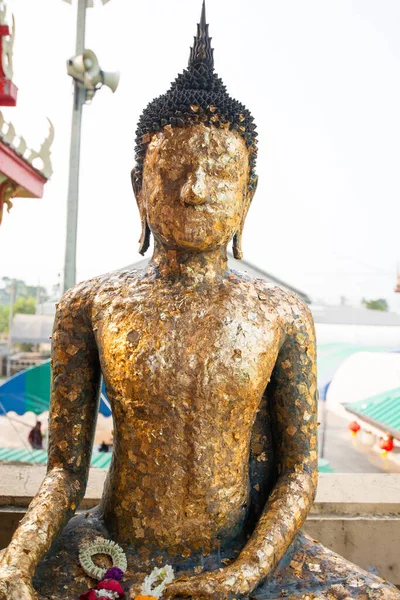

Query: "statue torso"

xmin=89 ymin=268 xmax=290 ymax=557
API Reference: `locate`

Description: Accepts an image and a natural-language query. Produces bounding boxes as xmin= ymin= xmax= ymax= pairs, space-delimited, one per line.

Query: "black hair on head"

xmin=134 ymin=1 xmax=258 ymax=190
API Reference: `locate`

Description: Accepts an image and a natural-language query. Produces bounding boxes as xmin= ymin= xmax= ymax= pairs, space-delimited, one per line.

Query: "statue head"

xmin=132 ymin=1 xmax=258 ymax=259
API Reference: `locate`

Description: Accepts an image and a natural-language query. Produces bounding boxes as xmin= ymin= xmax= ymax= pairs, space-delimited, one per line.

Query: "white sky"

xmin=0 ymin=0 xmax=399 ymax=309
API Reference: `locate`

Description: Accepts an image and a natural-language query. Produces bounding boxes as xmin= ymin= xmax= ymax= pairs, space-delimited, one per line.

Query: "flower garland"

xmin=79 ymin=539 xmax=127 ymax=600
xmin=138 ymin=565 xmax=175 ymax=599
xmin=79 ymin=539 xmax=127 ymax=581
xmin=78 ymin=538 xmax=175 ymax=600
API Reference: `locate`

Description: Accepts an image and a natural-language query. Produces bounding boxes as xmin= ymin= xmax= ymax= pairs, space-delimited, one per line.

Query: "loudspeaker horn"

xmin=67 ymin=49 xmax=119 ymax=97
xmin=67 ymin=49 xmax=100 ymax=83
xmin=101 ymin=70 xmax=120 ymax=93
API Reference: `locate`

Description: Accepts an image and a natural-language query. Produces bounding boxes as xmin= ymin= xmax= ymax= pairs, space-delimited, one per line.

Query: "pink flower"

xmin=96 ymin=579 xmax=125 ymax=598
xmin=79 ymin=590 xmax=97 ymax=600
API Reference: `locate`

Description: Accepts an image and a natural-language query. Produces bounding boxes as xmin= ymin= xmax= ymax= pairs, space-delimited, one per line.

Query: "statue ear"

xmin=131 ymin=168 xmax=151 ymax=256
xmin=233 ymin=175 xmax=258 ymax=260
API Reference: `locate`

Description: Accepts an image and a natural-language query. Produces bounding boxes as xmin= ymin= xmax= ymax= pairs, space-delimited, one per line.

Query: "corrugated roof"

xmin=0 ymin=447 xmax=112 ymax=468
xmin=344 ymin=387 xmax=400 ymax=440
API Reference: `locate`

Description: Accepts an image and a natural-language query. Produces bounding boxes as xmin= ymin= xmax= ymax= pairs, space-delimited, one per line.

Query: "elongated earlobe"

xmin=131 ymin=168 xmax=152 ymax=255
xmin=139 ymin=217 xmax=151 ymax=256
xmin=233 ymin=175 xmax=258 ymax=259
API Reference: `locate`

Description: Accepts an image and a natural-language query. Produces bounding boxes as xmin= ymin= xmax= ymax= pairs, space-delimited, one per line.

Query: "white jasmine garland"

xmin=79 ymin=538 xmax=127 ymax=581
xmin=141 ymin=565 xmax=175 ymax=599
xmin=94 ymin=591 xmax=119 ymax=599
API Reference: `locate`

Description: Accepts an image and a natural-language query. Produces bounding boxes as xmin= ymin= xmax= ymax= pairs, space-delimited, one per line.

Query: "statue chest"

xmin=95 ymin=291 xmax=282 ymax=421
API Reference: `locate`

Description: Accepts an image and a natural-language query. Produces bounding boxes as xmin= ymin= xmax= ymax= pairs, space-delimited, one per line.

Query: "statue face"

xmin=138 ymin=124 xmax=251 ymax=252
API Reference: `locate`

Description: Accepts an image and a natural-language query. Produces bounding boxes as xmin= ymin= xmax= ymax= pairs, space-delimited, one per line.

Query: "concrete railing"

xmin=0 ymin=468 xmax=399 ymax=586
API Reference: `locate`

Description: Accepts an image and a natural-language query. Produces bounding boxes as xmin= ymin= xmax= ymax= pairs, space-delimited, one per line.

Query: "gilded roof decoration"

xmin=0 ymin=111 xmax=54 ymax=179
xmin=0 ymin=0 xmax=14 ymax=80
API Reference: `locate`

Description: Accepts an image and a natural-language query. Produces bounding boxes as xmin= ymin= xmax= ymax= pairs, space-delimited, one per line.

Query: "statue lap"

xmin=33 ymin=512 xmax=400 ymax=600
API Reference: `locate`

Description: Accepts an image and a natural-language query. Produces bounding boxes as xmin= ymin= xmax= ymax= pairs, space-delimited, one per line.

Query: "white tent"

xmin=326 ymin=351 xmax=400 ymax=418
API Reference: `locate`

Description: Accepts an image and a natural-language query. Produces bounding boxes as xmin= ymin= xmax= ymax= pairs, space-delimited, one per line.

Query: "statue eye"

xmin=210 ymin=165 xmax=236 ymax=178
xmin=165 ymin=168 xmax=182 ymax=182
xmin=160 ymin=165 xmax=182 ymax=180
xmin=161 ymin=164 xmax=192 ymax=183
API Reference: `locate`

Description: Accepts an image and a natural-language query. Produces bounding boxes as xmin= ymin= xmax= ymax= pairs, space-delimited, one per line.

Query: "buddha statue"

xmin=0 ymin=3 xmax=399 ymax=599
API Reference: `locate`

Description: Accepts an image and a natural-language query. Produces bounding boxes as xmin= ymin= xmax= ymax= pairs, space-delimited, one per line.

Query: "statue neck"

xmin=150 ymin=241 xmax=229 ymax=284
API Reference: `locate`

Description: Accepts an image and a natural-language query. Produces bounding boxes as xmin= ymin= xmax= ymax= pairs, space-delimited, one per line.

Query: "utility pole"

xmin=62 ymin=0 xmax=118 ymax=294
xmin=63 ymin=0 xmax=87 ymax=293
xmin=6 ymin=279 xmax=16 ymax=378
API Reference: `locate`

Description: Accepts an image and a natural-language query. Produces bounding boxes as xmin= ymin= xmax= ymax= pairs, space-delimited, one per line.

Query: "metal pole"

xmin=63 ymin=0 xmax=87 ymax=293
xmin=6 ymin=280 xmax=16 ymax=378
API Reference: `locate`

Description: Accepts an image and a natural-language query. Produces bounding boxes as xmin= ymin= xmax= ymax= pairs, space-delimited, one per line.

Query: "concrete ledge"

xmin=304 ymin=473 xmax=400 ymax=585
xmin=0 ymin=464 xmax=105 ymax=508
xmin=0 ymin=468 xmax=399 ymax=585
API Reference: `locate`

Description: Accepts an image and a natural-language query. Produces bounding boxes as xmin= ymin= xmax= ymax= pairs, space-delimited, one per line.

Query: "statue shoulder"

xmin=55 ymin=277 xmax=101 ymax=316
xmin=253 ymin=278 xmax=314 ymax=333
xmin=55 ymin=269 xmax=138 ymax=317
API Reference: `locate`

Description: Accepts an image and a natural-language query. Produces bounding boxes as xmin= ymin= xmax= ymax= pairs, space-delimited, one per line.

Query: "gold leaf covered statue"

xmin=0 ymin=3 xmax=399 ymax=599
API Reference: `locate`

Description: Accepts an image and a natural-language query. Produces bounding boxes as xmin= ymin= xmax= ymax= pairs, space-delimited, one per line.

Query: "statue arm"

xmin=0 ymin=284 xmax=101 ymax=583
xmin=232 ymin=300 xmax=318 ymax=588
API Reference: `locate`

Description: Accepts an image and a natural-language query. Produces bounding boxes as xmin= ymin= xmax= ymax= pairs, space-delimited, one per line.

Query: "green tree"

xmin=1 ymin=277 xmax=48 ymax=303
xmin=13 ymin=297 xmax=36 ymax=315
xmin=0 ymin=296 xmax=36 ymax=334
xmin=362 ymin=298 xmax=389 ymax=312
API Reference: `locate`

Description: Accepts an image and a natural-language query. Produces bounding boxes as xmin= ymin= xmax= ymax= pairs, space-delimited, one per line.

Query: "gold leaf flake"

xmin=290 ymin=560 xmax=303 ymax=571
xmin=286 ymin=425 xmax=297 ymax=437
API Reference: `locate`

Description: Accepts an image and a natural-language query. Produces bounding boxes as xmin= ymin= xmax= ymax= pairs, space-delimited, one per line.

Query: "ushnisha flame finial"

xmin=189 ymin=1 xmax=214 ymax=71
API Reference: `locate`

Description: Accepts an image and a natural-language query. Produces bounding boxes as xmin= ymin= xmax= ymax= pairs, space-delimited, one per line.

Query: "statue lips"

xmin=182 ymin=194 xmax=209 ymax=206
xmin=182 ymin=196 xmax=212 ymax=209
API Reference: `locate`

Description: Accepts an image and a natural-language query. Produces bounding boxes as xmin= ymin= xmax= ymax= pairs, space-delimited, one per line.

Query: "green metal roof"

xmin=0 ymin=447 xmax=112 ymax=468
xmin=344 ymin=387 xmax=400 ymax=440
xmin=318 ymin=458 xmax=334 ymax=473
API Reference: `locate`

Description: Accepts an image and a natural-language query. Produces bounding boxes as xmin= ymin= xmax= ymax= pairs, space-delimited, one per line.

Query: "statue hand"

xmin=163 ymin=562 xmax=258 ymax=599
xmin=0 ymin=566 xmax=37 ymax=600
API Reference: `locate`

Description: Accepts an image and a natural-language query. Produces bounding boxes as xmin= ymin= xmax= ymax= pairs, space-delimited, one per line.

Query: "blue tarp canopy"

xmin=0 ymin=360 xmax=111 ymax=417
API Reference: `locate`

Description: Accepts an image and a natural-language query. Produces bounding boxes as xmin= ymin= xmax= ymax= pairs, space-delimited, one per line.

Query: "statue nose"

xmin=180 ymin=169 xmax=209 ymax=205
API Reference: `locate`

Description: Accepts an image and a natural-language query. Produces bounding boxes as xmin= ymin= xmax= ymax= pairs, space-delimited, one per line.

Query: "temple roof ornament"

xmin=25 ymin=118 xmax=55 ymax=179
xmin=0 ymin=0 xmax=54 ymax=226
xmin=0 ymin=113 xmax=54 ymax=224
xmin=0 ymin=0 xmax=14 ymax=80
xmin=0 ymin=0 xmax=16 ymax=105
xmin=0 ymin=113 xmax=54 ymax=179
